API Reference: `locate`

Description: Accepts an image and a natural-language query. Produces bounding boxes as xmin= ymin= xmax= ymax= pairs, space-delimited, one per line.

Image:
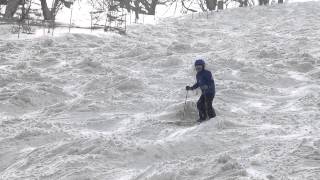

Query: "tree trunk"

xmin=278 ymin=0 xmax=283 ymax=3
xmin=4 ymin=0 xmax=21 ymax=18
xmin=40 ymin=0 xmax=60 ymax=20
xmin=134 ymin=0 xmax=139 ymax=20
xmin=137 ymin=0 xmax=158 ymax=15
xmin=217 ymin=1 xmax=223 ymax=10
xmin=239 ymin=0 xmax=248 ymax=7
xmin=51 ymin=0 xmax=60 ymax=20
xmin=40 ymin=0 xmax=52 ymax=20
xmin=244 ymin=0 xmax=248 ymax=6
xmin=205 ymin=0 xmax=217 ymax=11
xmin=0 ymin=0 xmax=8 ymax=5
xmin=149 ymin=0 xmax=157 ymax=15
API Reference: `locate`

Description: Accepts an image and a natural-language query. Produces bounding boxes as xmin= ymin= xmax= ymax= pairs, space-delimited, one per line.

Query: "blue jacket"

xmin=192 ymin=69 xmax=215 ymax=96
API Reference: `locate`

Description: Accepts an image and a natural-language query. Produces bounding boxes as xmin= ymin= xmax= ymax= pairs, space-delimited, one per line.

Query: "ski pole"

xmin=182 ymin=90 xmax=188 ymax=120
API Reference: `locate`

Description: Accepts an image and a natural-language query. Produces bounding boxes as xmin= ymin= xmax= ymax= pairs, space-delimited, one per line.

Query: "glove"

xmin=186 ymin=86 xmax=192 ymax=91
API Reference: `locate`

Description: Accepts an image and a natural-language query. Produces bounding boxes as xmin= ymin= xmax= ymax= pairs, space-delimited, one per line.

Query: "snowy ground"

xmin=1 ymin=2 xmax=320 ymax=180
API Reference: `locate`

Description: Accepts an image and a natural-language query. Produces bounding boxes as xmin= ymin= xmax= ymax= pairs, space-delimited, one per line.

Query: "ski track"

xmin=1 ymin=2 xmax=320 ymax=180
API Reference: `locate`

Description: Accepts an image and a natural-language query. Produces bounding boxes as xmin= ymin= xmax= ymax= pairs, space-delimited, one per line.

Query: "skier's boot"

xmin=208 ymin=108 xmax=216 ymax=119
xmin=197 ymin=118 xmax=206 ymax=123
xmin=208 ymin=114 xmax=216 ymax=119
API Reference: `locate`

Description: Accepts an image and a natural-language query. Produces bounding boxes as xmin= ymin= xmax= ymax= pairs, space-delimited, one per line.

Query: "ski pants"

xmin=197 ymin=94 xmax=216 ymax=120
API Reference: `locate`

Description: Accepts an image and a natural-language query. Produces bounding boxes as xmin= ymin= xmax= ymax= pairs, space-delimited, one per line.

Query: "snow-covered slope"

xmin=1 ymin=2 xmax=320 ymax=180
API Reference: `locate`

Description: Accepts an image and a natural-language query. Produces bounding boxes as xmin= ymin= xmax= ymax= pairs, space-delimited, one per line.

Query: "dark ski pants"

xmin=197 ymin=94 xmax=216 ymax=120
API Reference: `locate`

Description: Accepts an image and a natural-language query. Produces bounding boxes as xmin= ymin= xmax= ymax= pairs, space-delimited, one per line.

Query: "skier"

xmin=186 ymin=59 xmax=216 ymax=122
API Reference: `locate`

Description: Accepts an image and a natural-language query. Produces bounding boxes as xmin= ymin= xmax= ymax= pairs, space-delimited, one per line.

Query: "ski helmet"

xmin=194 ymin=59 xmax=205 ymax=66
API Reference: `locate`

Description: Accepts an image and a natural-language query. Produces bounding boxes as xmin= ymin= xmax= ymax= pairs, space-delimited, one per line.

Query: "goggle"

xmin=195 ymin=65 xmax=203 ymax=71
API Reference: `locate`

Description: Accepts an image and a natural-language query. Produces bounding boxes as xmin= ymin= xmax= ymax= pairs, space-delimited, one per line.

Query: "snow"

xmin=1 ymin=2 xmax=320 ymax=180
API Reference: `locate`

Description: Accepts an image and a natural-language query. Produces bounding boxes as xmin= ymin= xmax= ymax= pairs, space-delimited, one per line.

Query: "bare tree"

xmin=205 ymin=0 xmax=217 ymax=10
xmin=89 ymin=0 xmax=160 ymax=20
xmin=40 ymin=0 xmax=73 ymax=20
xmin=3 ymin=0 xmax=72 ymax=20
xmin=0 ymin=0 xmax=8 ymax=5
xmin=181 ymin=0 xmax=197 ymax=12
xmin=4 ymin=0 xmax=21 ymax=18
xmin=238 ymin=0 xmax=248 ymax=7
xmin=181 ymin=0 xmax=219 ymax=13
xmin=40 ymin=0 xmax=53 ymax=20
xmin=131 ymin=0 xmax=159 ymax=19
xmin=259 ymin=0 xmax=269 ymax=5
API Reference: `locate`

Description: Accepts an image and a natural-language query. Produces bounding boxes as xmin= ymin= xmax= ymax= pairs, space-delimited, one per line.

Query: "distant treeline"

xmin=0 ymin=0 xmax=284 ymax=21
